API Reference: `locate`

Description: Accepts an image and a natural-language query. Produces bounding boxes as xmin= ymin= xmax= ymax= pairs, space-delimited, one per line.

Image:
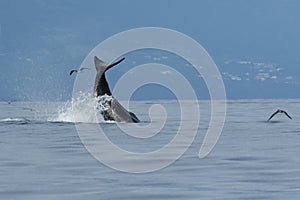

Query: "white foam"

xmin=50 ymin=92 xmax=109 ymax=123
xmin=96 ymin=94 xmax=113 ymax=112
xmin=0 ymin=118 xmax=27 ymax=122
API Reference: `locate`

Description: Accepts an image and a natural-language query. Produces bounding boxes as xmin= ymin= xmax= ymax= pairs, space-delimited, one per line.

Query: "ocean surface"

xmin=1 ymin=99 xmax=300 ymax=200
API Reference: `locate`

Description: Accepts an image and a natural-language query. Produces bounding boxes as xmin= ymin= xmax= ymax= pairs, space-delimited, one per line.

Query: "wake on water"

xmin=0 ymin=117 xmax=32 ymax=125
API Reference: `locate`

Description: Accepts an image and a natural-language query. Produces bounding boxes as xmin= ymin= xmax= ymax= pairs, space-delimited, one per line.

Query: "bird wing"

xmin=80 ymin=67 xmax=90 ymax=71
xmin=283 ymin=111 xmax=292 ymax=119
xmin=267 ymin=110 xmax=279 ymax=121
xmin=70 ymin=70 xmax=76 ymax=75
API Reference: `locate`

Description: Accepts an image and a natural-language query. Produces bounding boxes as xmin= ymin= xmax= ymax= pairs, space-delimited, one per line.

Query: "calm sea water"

xmin=0 ymin=99 xmax=300 ymax=199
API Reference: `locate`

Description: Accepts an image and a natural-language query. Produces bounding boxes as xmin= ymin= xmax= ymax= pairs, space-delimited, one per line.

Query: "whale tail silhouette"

xmin=93 ymin=56 xmax=125 ymax=96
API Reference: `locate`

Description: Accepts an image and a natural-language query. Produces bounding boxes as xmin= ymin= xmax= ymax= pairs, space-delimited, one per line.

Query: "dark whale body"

xmin=93 ymin=56 xmax=139 ymax=123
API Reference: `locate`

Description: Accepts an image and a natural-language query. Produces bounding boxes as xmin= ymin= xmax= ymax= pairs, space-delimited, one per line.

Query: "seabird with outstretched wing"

xmin=268 ymin=109 xmax=292 ymax=121
xmin=69 ymin=67 xmax=90 ymax=75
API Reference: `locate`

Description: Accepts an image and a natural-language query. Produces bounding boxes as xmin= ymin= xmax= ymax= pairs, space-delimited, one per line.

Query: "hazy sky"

xmin=0 ymin=0 xmax=300 ymax=101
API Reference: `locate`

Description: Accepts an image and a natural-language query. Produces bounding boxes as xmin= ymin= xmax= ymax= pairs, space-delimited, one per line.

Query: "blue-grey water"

xmin=1 ymin=99 xmax=300 ymax=199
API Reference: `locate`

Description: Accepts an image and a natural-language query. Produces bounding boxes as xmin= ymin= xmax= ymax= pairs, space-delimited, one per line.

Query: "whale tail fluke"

xmin=94 ymin=56 xmax=125 ymax=73
xmin=93 ymin=56 xmax=139 ymax=123
xmin=94 ymin=56 xmax=107 ymax=73
xmin=93 ymin=56 xmax=125 ymax=97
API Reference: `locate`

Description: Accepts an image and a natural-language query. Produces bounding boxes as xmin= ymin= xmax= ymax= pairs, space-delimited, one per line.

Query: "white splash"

xmin=52 ymin=92 xmax=108 ymax=123
xmin=96 ymin=94 xmax=113 ymax=112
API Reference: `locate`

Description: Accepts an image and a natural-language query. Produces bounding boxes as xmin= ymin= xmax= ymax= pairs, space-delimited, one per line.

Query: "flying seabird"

xmin=267 ymin=109 xmax=292 ymax=121
xmin=69 ymin=67 xmax=90 ymax=75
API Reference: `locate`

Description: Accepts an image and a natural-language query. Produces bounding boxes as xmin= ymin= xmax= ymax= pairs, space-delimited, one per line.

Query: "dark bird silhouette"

xmin=69 ymin=67 xmax=90 ymax=75
xmin=268 ymin=109 xmax=292 ymax=121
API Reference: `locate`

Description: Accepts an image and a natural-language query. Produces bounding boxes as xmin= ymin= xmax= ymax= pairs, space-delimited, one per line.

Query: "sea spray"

xmin=52 ymin=92 xmax=104 ymax=123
